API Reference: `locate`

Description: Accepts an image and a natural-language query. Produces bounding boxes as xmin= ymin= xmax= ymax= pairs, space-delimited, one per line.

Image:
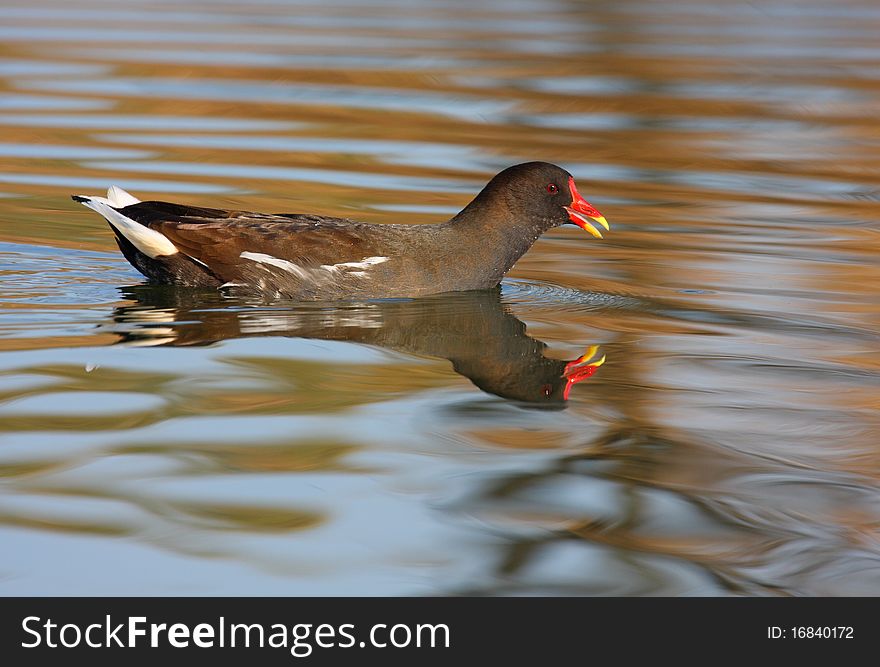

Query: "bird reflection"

xmin=110 ymin=286 xmax=604 ymax=407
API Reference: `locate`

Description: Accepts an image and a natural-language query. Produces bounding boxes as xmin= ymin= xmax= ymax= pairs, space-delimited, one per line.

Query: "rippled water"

xmin=1 ymin=0 xmax=878 ymax=596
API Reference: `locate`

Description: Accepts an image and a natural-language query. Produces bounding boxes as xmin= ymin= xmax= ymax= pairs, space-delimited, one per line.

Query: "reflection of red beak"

xmin=565 ymin=176 xmax=609 ymax=239
xmin=562 ymin=345 xmax=606 ymax=400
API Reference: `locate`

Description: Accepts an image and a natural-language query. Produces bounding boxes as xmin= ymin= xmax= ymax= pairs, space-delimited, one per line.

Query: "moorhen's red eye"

xmin=546 ymin=183 xmax=558 ymax=194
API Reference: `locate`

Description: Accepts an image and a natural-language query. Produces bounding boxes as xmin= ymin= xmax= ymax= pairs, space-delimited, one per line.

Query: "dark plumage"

xmin=73 ymin=162 xmax=608 ymax=300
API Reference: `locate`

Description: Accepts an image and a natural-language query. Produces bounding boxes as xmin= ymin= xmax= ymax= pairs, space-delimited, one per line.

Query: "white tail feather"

xmin=107 ymin=185 xmax=140 ymax=207
xmin=75 ymin=196 xmax=177 ymax=258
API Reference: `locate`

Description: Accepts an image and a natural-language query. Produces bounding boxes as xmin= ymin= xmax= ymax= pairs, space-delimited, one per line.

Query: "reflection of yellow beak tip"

xmin=575 ymin=345 xmax=600 ymax=364
xmin=569 ymin=345 xmax=605 ymax=368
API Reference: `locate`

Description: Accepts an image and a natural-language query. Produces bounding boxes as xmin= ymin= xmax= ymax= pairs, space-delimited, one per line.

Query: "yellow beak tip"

xmin=591 ymin=216 xmax=610 ymax=231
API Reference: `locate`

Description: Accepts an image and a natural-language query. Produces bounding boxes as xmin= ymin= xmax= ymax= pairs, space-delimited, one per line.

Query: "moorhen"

xmin=73 ymin=162 xmax=608 ymax=300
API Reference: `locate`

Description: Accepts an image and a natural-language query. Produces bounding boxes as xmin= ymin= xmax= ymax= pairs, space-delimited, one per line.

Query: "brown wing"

xmin=118 ymin=200 xmax=392 ymax=291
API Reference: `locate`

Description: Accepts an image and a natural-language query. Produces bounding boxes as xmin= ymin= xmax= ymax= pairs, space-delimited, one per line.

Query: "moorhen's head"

xmin=474 ymin=162 xmax=609 ymax=238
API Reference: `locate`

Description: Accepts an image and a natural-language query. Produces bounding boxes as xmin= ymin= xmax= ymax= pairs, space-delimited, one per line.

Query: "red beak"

xmin=565 ymin=176 xmax=609 ymax=239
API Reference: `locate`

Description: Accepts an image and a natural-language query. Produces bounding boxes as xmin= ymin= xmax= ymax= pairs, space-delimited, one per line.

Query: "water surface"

xmin=0 ymin=0 xmax=878 ymax=596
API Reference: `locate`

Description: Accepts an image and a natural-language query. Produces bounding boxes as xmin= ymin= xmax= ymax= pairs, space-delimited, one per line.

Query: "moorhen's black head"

xmin=467 ymin=162 xmax=609 ymax=239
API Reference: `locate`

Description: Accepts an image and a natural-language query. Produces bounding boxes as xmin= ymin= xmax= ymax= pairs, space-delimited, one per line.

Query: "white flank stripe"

xmin=242 ymin=252 xmax=389 ymax=282
xmin=240 ymin=251 xmax=310 ymax=279
xmin=76 ymin=197 xmax=178 ymax=257
xmin=185 ymin=254 xmax=210 ymax=269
